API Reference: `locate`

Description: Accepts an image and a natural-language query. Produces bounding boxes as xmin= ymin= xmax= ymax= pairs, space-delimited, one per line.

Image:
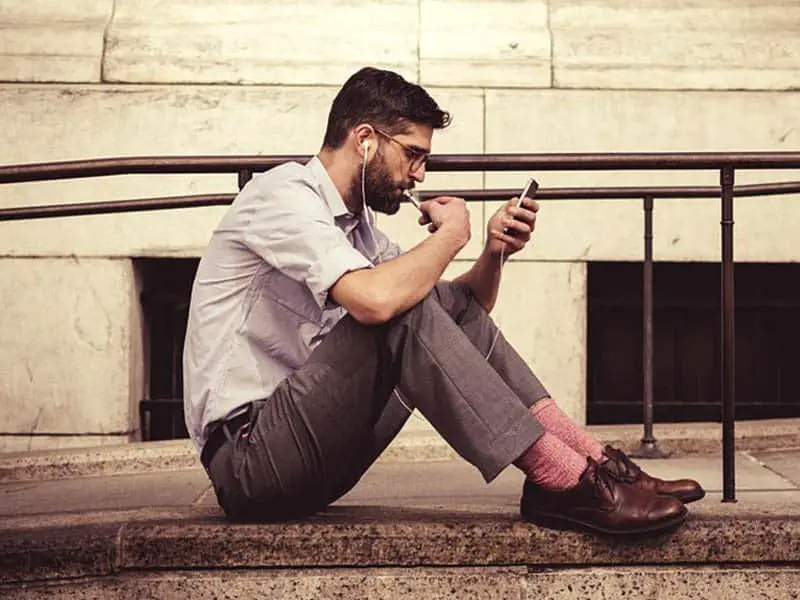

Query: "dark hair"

xmin=322 ymin=67 xmax=451 ymax=148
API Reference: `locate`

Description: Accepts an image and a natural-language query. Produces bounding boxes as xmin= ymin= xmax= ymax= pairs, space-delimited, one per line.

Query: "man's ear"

xmin=353 ymin=124 xmax=375 ymax=160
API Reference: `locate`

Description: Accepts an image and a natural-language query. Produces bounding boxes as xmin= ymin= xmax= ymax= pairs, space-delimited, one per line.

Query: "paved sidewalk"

xmin=1 ymin=449 xmax=799 ymax=518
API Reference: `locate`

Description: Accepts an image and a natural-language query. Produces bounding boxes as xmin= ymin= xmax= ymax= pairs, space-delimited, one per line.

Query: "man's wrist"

xmin=437 ymin=221 xmax=471 ymax=249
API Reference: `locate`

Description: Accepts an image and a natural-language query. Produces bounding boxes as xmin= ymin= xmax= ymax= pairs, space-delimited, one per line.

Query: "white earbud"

xmin=362 ymin=139 xmax=370 ymax=161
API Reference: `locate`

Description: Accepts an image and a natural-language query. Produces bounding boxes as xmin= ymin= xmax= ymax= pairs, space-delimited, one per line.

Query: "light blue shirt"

xmin=183 ymin=157 xmax=401 ymax=452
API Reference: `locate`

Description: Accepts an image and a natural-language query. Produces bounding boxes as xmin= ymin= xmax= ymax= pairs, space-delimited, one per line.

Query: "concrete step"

xmin=3 ymin=566 xmax=798 ymax=599
xmin=1 ymin=499 xmax=800 ymax=598
xmin=1 ymin=453 xmax=800 ymax=598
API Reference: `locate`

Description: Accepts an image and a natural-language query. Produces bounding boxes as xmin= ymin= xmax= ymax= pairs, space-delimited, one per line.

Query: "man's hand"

xmin=332 ymin=196 xmax=471 ymax=324
xmin=419 ymin=196 xmax=471 ymax=246
xmin=485 ymin=195 xmax=539 ymax=258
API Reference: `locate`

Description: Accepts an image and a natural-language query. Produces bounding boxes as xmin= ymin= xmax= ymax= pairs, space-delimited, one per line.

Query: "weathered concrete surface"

xmin=0 ymin=451 xmax=798 ymax=592
xmin=5 ymin=0 xmax=800 ymax=92
xmin=0 ymin=567 xmax=525 ymax=599
xmin=0 ymin=84 xmax=484 ymax=260
xmin=0 ymin=1 xmax=112 ymax=82
xmin=419 ymin=0 xmax=551 ymax=88
xmin=104 ymin=0 xmax=418 ymax=85
xmin=0 ymin=258 xmax=141 ymax=452
xmin=3 ymin=566 xmax=799 ymax=600
xmin=525 ymin=565 xmax=800 ymax=599
xmin=753 ymin=449 xmax=800 ymax=488
xmin=551 ymin=0 xmax=800 ymax=91
xmin=2 ymin=497 xmax=800 ymax=585
xmin=484 ymin=88 xmax=800 ymax=263
xmin=0 ymin=452 xmax=799 ymax=581
xmin=0 ymin=470 xmax=210 ymax=517
xmin=2 ymin=451 xmax=798 ymax=518
xmin=2 ymin=420 xmax=799 ymax=482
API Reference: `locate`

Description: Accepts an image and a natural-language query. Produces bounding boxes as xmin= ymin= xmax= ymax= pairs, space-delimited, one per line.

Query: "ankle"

xmin=514 ymin=432 xmax=586 ymax=491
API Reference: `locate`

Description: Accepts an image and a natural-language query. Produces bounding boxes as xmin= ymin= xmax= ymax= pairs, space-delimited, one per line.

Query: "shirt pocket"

xmin=244 ymin=270 xmax=326 ymax=368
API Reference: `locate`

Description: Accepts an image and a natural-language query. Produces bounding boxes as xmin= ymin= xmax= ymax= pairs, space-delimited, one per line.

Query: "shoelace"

xmin=589 ymin=459 xmax=618 ymax=502
xmin=603 ymin=447 xmax=643 ymax=483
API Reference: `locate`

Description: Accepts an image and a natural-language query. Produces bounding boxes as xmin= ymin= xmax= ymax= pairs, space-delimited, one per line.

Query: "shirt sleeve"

xmin=240 ymin=175 xmax=373 ymax=308
xmin=373 ymin=227 xmax=403 ymax=262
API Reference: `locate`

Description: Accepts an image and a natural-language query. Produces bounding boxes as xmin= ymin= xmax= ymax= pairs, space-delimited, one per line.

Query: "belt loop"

xmin=222 ymin=422 xmax=235 ymax=443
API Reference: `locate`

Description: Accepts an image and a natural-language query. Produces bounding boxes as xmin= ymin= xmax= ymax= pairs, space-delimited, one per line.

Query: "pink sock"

xmin=513 ymin=432 xmax=587 ymax=491
xmin=531 ymin=398 xmax=605 ymax=461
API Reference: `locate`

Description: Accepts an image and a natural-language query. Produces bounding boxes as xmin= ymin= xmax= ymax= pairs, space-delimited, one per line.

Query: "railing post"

xmin=630 ymin=195 xmax=670 ymax=459
xmin=721 ymin=167 xmax=737 ymax=502
xmin=238 ymin=169 xmax=253 ymax=190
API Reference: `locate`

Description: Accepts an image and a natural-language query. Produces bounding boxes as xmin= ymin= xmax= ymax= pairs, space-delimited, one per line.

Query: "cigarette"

xmin=403 ymin=189 xmax=422 ymax=211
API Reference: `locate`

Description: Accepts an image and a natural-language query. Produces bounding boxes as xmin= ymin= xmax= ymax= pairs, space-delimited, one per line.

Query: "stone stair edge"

xmin=1 ymin=504 xmax=800 ymax=586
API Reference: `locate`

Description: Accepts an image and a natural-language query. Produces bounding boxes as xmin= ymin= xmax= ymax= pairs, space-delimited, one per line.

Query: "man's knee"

xmin=432 ymin=280 xmax=477 ymax=321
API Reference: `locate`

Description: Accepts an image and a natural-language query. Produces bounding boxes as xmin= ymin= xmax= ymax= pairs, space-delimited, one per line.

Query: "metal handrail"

xmin=3 ymin=151 xmax=800 ymax=503
xmin=3 ymin=152 xmax=800 ymax=183
xmin=3 ymin=182 xmax=800 ymax=222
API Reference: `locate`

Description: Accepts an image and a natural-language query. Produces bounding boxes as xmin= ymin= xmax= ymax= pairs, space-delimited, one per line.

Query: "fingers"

xmin=421 ymin=196 xmax=469 ymax=227
xmin=506 ymin=198 xmax=539 ymax=223
xmin=430 ymin=195 xmax=466 ymax=205
xmin=489 ymin=228 xmax=528 ymax=252
xmin=501 ymin=216 xmax=532 ymax=237
xmin=518 ymin=196 xmax=540 ymax=212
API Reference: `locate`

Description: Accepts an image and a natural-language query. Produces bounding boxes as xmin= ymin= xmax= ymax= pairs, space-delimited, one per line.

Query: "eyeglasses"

xmin=374 ymin=129 xmax=430 ymax=172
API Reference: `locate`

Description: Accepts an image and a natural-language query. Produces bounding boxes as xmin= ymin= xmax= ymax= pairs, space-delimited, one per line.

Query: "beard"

xmin=351 ymin=152 xmax=408 ymax=215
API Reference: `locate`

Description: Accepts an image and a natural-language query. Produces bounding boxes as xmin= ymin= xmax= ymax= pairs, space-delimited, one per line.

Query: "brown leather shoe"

xmin=520 ymin=457 xmax=687 ymax=535
xmin=602 ymin=445 xmax=705 ymax=504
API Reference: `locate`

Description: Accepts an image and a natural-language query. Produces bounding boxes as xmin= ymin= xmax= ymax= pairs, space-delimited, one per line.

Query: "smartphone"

xmin=515 ymin=177 xmax=539 ymax=208
xmin=505 ymin=177 xmax=539 ymax=234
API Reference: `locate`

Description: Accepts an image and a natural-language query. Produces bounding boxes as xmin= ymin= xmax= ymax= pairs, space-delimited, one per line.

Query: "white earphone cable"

xmin=361 ymin=142 xmax=368 ymax=210
xmin=392 ymin=192 xmax=511 ymax=417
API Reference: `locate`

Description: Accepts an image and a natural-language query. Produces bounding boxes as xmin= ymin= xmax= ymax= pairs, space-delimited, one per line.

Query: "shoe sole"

xmin=523 ymin=506 xmax=688 ymax=536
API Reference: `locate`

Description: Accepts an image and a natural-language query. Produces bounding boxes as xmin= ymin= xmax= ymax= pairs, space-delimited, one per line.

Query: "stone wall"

xmin=1 ymin=0 xmax=799 ymax=450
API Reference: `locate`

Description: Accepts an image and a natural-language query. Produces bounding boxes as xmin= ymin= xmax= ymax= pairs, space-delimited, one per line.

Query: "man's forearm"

xmin=332 ymin=225 xmax=468 ymax=323
xmin=453 ymin=249 xmax=504 ymax=313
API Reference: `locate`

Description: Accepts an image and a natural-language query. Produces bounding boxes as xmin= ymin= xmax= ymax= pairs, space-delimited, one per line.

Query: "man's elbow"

xmin=348 ymin=291 xmax=395 ymax=325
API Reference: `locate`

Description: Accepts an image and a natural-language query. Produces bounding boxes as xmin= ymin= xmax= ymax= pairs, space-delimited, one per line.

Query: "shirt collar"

xmin=308 ymin=156 xmax=351 ymax=219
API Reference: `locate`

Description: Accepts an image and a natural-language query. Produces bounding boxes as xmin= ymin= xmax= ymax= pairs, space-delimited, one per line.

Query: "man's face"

xmin=359 ymin=123 xmax=433 ymax=215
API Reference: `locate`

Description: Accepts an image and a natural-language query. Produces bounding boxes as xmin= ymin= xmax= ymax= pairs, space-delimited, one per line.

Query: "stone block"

xmin=104 ymin=0 xmax=417 ymax=85
xmin=525 ymin=565 xmax=800 ymax=599
xmin=0 ymin=568 xmax=529 ymax=599
xmin=0 ymin=519 xmax=121 ymax=584
xmin=0 ymin=84 xmax=333 ymax=257
xmin=0 ymin=435 xmax=132 ymax=454
xmin=485 ymin=88 xmax=800 ymax=262
xmin=0 ymin=1 xmax=112 ymax=83
xmin=420 ymin=0 xmax=551 ymax=88
xmin=115 ymin=504 xmax=800 ymax=569
xmin=0 ymin=84 xmax=490 ymax=258
xmin=551 ymin=0 xmax=800 ymax=90
xmin=0 ymin=258 xmax=138 ymax=450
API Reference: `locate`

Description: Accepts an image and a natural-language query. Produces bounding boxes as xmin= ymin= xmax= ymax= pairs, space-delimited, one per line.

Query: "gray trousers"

xmin=206 ymin=281 xmax=549 ymax=521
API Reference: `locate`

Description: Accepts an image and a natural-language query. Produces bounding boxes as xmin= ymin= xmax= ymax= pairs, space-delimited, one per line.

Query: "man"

xmin=183 ymin=67 xmax=704 ymax=535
